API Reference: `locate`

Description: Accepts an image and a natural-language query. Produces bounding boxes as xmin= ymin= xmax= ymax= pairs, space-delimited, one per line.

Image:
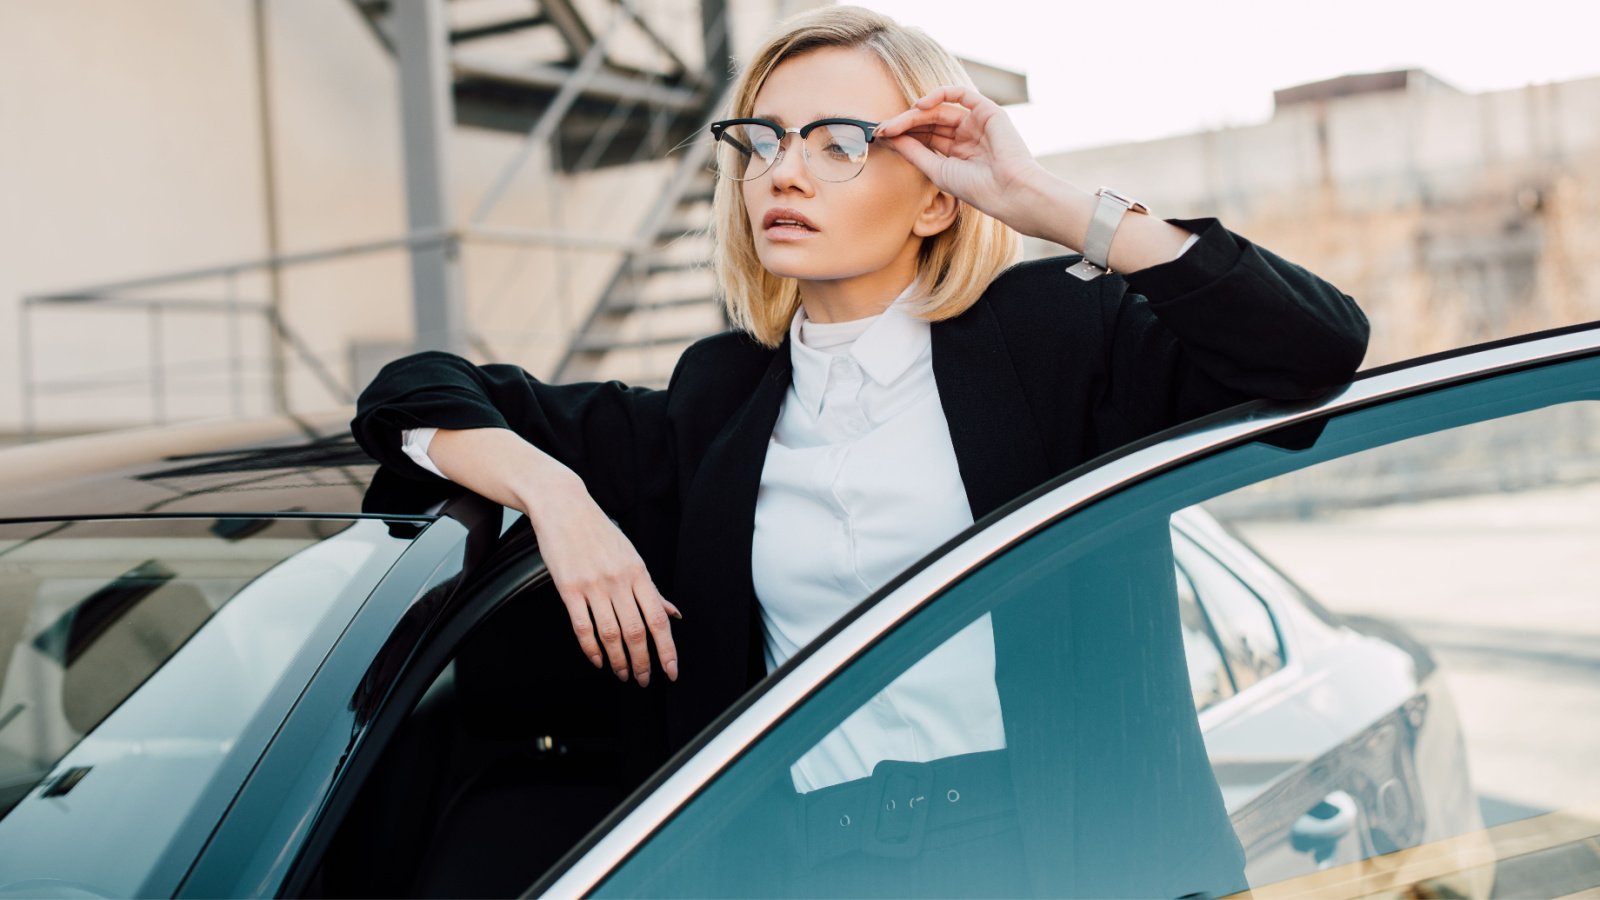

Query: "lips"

xmin=761 ymin=207 xmax=819 ymax=231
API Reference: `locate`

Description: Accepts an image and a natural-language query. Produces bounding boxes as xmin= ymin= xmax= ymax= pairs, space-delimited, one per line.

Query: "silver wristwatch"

xmin=1065 ymin=187 xmax=1150 ymax=280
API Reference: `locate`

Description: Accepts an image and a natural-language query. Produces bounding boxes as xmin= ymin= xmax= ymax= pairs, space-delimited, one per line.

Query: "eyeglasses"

xmin=708 ymin=117 xmax=879 ymax=183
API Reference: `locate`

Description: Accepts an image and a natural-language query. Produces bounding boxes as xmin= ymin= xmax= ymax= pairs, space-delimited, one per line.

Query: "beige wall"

xmin=1035 ymin=75 xmax=1600 ymax=367
xmin=0 ymin=0 xmax=755 ymax=435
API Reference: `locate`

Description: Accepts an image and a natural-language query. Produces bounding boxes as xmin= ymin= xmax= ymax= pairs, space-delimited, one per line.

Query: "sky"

xmin=853 ymin=0 xmax=1600 ymax=155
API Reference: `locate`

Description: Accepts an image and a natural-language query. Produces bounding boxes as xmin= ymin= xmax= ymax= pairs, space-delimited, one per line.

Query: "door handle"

xmin=1291 ymin=790 xmax=1357 ymax=866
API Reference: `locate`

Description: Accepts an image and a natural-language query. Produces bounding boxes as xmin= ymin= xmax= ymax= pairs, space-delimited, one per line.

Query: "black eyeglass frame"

xmin=708 ymin=117 xmax=880 ymax=182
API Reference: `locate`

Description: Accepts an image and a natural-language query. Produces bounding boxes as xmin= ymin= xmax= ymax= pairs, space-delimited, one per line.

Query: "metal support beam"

xmin=701 ymin=0 xmax=729 ymax=83
xmin=252 ymin=0 xmax=289 ymax=414
xmin=394 ymin=0 xmax=468 ymax=355
xmin=450 ymin=58 xmax=702 ymax=111
xmin=541 ymin=0 xmax=596 ymax=59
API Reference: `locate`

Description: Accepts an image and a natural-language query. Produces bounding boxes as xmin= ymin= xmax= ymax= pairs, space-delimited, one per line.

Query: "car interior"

xmin=307 ymin=577 xmax=655 ymax=898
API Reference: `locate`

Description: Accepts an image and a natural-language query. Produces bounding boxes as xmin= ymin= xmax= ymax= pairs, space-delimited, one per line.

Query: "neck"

xmin=796 ymin=241 xmax=920 ymax=324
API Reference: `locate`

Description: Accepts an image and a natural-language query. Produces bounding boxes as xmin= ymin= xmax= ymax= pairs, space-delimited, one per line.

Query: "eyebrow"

xmin=753 ymin=112 xmax=871 ymax=126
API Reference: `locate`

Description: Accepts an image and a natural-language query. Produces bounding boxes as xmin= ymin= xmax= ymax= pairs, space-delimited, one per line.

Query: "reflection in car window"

xmin=600 ymin=517 xmax=1248 ymax=899
xmin=1176 ymin=564 xmax=1234 ymax=711
xmin=593 ymin=352 xmax=1600 ymax=899
xmin=1175 ymin=535 xmax=1284 ymax=691
xmin=0 ymin=516 xmax=412 ymax=896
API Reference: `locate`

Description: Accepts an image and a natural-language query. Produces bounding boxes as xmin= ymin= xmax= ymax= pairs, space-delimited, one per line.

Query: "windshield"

xmin=0 ymin=516 xmax=413 ymax=895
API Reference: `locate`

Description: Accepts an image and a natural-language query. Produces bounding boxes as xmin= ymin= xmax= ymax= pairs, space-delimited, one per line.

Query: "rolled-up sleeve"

xmin=350 ymin=350 xmax=675 ymax=521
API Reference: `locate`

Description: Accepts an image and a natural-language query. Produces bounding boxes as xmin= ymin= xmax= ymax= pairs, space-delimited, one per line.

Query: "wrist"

xmin=513 ymin=454 xmax=587 ymax=530
xmin=1010 ymin=169 xmax=1095 ymax=250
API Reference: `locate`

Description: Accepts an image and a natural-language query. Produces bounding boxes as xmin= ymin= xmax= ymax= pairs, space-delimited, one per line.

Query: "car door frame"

xmin=534 ymin=322 xmax=1600 ymax=897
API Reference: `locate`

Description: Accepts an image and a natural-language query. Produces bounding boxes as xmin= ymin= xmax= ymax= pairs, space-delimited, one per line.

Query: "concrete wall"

xmin=0 ymin=0 xmax=767 ymax=436
xmin=1035 ymin=75 xmax=1600 ymax=367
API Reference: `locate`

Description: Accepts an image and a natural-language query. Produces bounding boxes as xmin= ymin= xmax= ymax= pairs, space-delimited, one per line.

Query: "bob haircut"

xmin=712 ymin=5 xmax=1023 ymax=348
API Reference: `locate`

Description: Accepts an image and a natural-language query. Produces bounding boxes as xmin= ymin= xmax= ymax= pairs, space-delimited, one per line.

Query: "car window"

xmin=589 ymin=350 xmax=1600 ymax=899
xmin=1176 ymin=563 xmax=1234 ymax=711
xmin=1174 ymin=533 xmax=1284 ymax=692
xmin=0 ymin=516 xmax=411 ymax=896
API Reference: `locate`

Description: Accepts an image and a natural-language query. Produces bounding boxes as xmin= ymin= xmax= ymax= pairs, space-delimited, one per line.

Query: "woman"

xmin=352 ymin=5 xmax=1368 ymax=893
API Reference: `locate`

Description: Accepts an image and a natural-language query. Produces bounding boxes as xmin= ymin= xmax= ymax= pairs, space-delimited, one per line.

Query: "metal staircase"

xmin=554 ymin=144 xmax=725 ymax=385
xmin=351 ymin=0 xmax=721 ymax=171
xmin=351 ymin=0 xmax=734 ymax=387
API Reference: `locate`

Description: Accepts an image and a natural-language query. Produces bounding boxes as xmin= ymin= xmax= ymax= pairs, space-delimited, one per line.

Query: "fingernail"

xmin=615 ymin=669 xmax=628 ymax=682
xmin=589 ymin=654 xmax=602 ymax=668
xmin=670 ymin=610 xmax=684 ymax=620
xmin=638 ymin=674 xmax=651 ymax=688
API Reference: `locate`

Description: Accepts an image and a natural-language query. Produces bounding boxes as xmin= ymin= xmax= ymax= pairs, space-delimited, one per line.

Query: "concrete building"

xmin=1035 ymin=69 xmax=1600 ymax=367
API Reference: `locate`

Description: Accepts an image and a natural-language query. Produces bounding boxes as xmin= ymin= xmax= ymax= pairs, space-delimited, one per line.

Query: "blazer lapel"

xmin=932 ymin=299 xmax=1053 ymax=521
xmin=667 ymin=336 xmax=792 ymax=747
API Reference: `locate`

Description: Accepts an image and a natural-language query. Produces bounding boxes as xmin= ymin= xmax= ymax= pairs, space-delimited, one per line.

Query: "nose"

xmin=766 ymin=133 xmax=812 ymax=193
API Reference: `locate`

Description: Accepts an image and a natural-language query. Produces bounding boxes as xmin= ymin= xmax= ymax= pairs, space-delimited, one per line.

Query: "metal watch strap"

xmin=1065 ymin=188 xmax=1149 ymax=280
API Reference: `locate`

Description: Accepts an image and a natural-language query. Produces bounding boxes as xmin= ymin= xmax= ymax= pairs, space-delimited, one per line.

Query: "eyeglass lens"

xmin=716 ymin=122 xmax=870 ymax=183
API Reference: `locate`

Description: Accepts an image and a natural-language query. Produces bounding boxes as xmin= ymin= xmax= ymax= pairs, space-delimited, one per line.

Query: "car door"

xmin=541 ymin=324 xmax=1600 ymax=898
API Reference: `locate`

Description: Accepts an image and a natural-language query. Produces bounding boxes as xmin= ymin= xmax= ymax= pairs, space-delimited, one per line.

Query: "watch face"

xmin=1098 ymin=188 xmax=1149 ymax=214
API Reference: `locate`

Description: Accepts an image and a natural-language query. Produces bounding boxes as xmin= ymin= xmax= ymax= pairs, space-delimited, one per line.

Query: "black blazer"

xmin=351 ymin=215 xmax=1367 ymax=754
xmin=354 ymin=216 xmax=1366 ymax=896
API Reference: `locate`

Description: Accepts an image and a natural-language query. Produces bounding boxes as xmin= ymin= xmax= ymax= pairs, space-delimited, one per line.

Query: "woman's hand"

xmin=421 ymin=426 xmax=681 ymax=687
xmin=528 ymin=472 xmax=682 ymax=687
xmin=875 ymin=85 xmax=1194 ymax=267
xmin=874 ymin=84 xmax=1049 ymax=235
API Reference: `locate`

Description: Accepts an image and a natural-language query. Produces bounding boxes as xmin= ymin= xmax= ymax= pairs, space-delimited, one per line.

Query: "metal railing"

xmin=16 ymin=225 xmax=652 ymax=442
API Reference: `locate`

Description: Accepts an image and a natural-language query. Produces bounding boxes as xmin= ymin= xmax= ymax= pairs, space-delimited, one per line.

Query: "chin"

xmin=756 ymin=244 xmax=877 ymax=283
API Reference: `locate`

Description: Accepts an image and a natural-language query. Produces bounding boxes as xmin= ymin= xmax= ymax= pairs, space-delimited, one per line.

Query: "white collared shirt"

xmin=752 ymin=285 xmax=1006 ymax=793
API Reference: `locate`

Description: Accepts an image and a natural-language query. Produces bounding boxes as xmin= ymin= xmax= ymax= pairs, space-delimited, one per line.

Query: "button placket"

xmin=830 ymin=359 xmax=870 ymax=437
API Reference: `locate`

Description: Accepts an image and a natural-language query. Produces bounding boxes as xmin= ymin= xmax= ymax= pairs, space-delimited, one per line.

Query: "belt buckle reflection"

xmin=861 ymin=759 xmax=933 ymax=859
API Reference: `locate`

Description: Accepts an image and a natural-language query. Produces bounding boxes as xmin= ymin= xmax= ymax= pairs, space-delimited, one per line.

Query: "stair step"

xmin=629 ymin=257 xmax=710 ymax=277
xmin=679 ymin=185 xmax=716 ymax=205
xmin=603 ymin=294 xmax=717 ymax=314
xmin=572 ymin=330 xmax=712 ymax=354
xmin=654 ymin=224 xmax=710 ymax=243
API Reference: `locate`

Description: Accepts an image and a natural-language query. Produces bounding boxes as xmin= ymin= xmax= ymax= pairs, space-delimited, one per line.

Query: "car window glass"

xmin=1196 ymin=395 xmax=1600 ymax=893
xmin=0 ymin=516 xmax=410 ymax=896
xmin=1176 ymin=564 xmax=1234 ymax=711
xmin=1174 ymin=533 xmax=1284 ymax=691
xmin=591 ymin=351 xmax=1600 ymax=899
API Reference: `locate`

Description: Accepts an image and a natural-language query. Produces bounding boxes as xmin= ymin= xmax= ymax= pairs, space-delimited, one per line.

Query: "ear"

xmin=912 ymin=185 xmax=959 ymax=238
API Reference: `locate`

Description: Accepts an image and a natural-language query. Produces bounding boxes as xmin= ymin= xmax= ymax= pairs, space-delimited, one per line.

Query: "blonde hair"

xmin=712 ymin=6 xmax=1022 ymax=347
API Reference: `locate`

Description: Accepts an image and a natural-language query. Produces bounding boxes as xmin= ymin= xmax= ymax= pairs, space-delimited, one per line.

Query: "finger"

xmin=922 ymin=132 xmax=958 ymax=157
xmin=899 ymin=125 xmax=959 ymax=146
xmin=887 ymin=133 xmax=946 ymax=177
xmin=635 ymin=579 xmax=680 ymax=681
xmin=914 ymin=84 xmax=991 ymax=112
xmin=588 ymin=595 xmax=630 ymax=681
xmin=663 ymin=598 xmax=684 ymax=619
xmin=877 ymin=104 xmax=965 ymax=138
xmin=608 ymin=590 xmax=653 ymax=687
xmin=557 ymin=589 xmax=604 ymax=668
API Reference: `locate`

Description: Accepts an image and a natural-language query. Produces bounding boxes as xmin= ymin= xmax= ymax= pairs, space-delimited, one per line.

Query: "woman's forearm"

xmin=1012 ymin=169 xmax=1195 ymax=275
xmin=426 ymin=426 xmax=586 ymax=527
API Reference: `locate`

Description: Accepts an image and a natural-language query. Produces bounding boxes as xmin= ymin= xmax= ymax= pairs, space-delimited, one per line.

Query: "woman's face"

xmin=742 ymin=46 xmax=951 ymax=293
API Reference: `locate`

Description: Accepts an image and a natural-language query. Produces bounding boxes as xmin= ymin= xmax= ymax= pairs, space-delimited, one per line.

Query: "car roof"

xmin=0 ymin=408 xmax=455 ymax=522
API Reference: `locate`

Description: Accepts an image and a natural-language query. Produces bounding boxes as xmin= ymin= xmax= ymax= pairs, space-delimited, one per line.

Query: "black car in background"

xmin=3 ymin=321 xmax=1600 ymax=897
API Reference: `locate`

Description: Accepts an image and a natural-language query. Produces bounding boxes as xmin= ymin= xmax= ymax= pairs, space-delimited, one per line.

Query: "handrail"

xmin=23 ymin=225 xmax=651 ymax=305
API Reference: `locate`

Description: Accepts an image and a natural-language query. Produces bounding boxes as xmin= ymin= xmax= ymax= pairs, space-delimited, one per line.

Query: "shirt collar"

xmin=787 ymin=282 xmax=930 ymax=419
